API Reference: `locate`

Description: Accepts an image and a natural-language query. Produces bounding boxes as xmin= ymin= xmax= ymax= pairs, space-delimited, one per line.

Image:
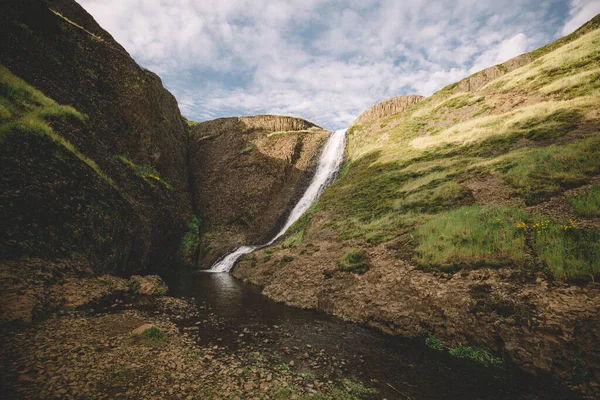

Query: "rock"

xmin=189 ymin=116 xmax=330 ymax=269
xmin=354 ymin=95 xmax=423 ymax=124
xmin=129 ymin=275 xmax=168 ymax=296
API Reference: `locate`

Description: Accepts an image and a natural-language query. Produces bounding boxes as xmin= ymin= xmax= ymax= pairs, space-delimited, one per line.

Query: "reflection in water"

xmin=161 ymin=272 xmax=575 ymax=400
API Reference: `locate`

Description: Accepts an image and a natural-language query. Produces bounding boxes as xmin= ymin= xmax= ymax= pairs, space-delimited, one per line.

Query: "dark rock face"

xmin=0 ymin=1 xmax=332 ymax=274
xmin=189 ymin=116 xmax=330 ymax=269
xmin=0 ymin=0 xmax=193 ymax=273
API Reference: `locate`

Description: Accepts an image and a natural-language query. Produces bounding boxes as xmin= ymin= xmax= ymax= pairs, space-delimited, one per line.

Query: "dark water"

xmin=161 ymin=271 xmax=578 ymax=400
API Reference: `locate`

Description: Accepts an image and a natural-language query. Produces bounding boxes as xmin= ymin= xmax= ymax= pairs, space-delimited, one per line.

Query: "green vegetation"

xmin=278 ymin=202 xmax=317 ymax=248
xmin=500 ymin=136 xmax=600 ymax=205
xmin=179 ymin=215 xmax=200 ymax=257
xmin=281 ymin=255 xmax=295 ymax=263
xmin=0 ymin=65 xmax=116 ymax=187
xmin=336 ymin=248 xmax=368 ymax=274
xmin=281 ymin=231 xmax=303 ymax=248
xmin=50 ymin=9 xmax=103 ymax=40
xmin=132 ymin=326 xmax=169 ymax=347
xmin=568 ymin=185 xmax=600 ymax=217
xmin=438 ymin=94 xmax=484 ymax=110
xmin=114 ymin=154 xmax=172 ymax=190
xmin=510 ymin=108 xmax=582 ymax=141
xmin=488 ymin=27 xmax=600 ymax=96
xmin=239 ymin=144 xmax=253 ymax=155
xmin=414 ymin=206 xmax=529 ymax=272
xmin=425 ymin=335 xmax=444 ymax=351
xmin=529 ymin=218 xmax=600 ymax=280
xmin=304 ymin=26 xmax=600 ymax=283
xmin=448 ymin=345 xmax=504 ymax=368
xmin=425 ymin=333 xmax=503 ymax=368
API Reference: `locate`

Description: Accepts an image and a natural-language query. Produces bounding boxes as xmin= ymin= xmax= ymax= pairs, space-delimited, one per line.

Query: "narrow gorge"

xmin=1 ymin=0 xmax=599 ymax=399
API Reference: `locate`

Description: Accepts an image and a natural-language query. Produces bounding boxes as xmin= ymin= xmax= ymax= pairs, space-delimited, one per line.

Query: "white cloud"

xmin=469 ymin=33 xmax=532 ymax=73
xmin=78 ymin=0 xmax=578 ymax=129
xmin=562 ymin=0 xmax=600 ymax=35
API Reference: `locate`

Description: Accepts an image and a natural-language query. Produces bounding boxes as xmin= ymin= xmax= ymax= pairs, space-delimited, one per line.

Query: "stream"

xmin=161 ymin=271 xmax=576 ymax=399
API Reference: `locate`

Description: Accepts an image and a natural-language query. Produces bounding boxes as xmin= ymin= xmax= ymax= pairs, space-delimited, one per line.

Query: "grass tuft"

xmin=567 ymin=185 xmax=600 ymax=217
xmin=448 ymin=345 xmax=504 ymax=368
xmin=0 ymin=65 xmax=113 ymax=187
xmin=414 ymin=206 xmax=529 ymax=272
xmin=114 ymin=154 xmax=172 ymax=190
xmin=530 ymin=218 xmax=600 ymax=280
xmin=337 ymin=248 xmax=368 ymax=274
xmin=239 ymin=144 xmax=253 ymax=155
xmin=425 ymin=335 xmax=445 ymax=351
xmin=133 ymin=326 xmax=170 ymax=347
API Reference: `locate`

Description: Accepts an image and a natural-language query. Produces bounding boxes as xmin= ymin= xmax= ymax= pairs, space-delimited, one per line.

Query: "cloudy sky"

xmin=79 ymin=0 xmax=599 ymax=129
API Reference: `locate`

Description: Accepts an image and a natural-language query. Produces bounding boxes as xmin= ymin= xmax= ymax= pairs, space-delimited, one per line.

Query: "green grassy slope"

xmin=289 ymin=16 xmax=600 ymax=281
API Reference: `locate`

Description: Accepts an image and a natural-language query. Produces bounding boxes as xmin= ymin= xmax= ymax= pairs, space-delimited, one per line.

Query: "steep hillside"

xmin=189 ymin=116 xmax=330 ymax=269
xmin=0 ymin=0 xmax=194 ymax=275
xmin=234 ymin=15 xmax=600 ymax=395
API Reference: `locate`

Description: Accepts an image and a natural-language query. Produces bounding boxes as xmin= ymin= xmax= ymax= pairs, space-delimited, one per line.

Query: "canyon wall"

xmin=354 ymin=95 xmax=423 ymax=124
xmin=189 ymin=116 xmax=330 ymax=269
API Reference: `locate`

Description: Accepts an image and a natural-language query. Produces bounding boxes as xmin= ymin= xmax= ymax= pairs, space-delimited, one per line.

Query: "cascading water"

xmin=208 ymin=128 xmax=347 ymax=273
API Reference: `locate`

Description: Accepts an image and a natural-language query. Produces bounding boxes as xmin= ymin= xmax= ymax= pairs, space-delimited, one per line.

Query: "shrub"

xmin=281 ymin=255 xmax=294 ymax=263
xmin=132 ymin=326 xmax=169 ymax=347
xmin=448 ymin=345 xmax=503 ymax=368
xmin=336 ymin=248 xmax=368 ymax=274
xmin=425 ymin=335 xmax=444 ymax=351
xmin=179 ymin=215 xmax=200 ymax=257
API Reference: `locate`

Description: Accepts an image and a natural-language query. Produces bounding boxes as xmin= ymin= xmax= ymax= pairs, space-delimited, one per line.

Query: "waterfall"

xmin=208 ymin=128 xmax=347 ymax=273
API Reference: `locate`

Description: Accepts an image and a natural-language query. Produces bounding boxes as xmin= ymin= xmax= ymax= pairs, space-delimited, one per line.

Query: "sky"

xmin=78 ymin=0 xmax=600 ymax=130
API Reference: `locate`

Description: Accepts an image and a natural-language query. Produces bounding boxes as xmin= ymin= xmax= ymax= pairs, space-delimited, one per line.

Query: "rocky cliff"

xmin=0 ymin=0 xmax=331 ymax=320
xmin=0 ymin=0 xmax=193 ymax=275
xmin=354 ymin=95 xmax=424 ymax=124
xmin=189 ymin=116 xmax=330 ymax=269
